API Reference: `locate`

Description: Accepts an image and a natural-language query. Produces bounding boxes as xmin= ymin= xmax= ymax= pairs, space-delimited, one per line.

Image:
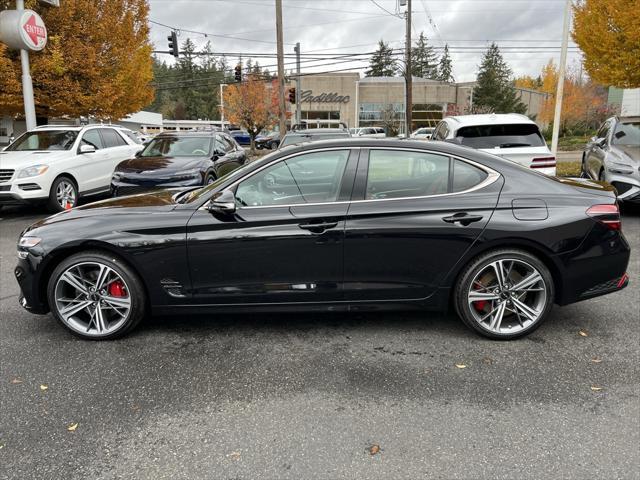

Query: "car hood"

xmin=0 ymin=149 xmax=72 ymax=169
xmin=116 ymin=156 xmax=204 ymax=173
xmin=612 ymin=145 xmax=640 ymax=162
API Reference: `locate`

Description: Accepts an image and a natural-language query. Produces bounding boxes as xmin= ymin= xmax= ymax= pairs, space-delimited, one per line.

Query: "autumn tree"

xmin=473 ymin=43 xmax=526 ymax=114
xmin=223 ymin=75 xmax=282 ymax=151
xmin=365 ymin=40 xmax=397 ymax=77
xmin=572 ymin=0 xmax=640 ymax=88
xmin=0 ymin=0 xmax=153 ymax=120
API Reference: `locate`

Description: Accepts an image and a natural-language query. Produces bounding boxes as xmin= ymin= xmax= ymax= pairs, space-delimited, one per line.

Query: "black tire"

xmin=47 ymin=250 xmax=147 ymax=340
xmin=453 ymin=249 xmax=554 ymax=340
xmin=598 ymin=168 xmax=606 ymax=182
xmin=204 ymin=173 xmax=215 ymax=186
xmin=580 ymin=155 xmax=589 ymax=178
xmin=270 ymin=141 xmax=279 ymax=150
xmin=47 ymin=175 xmax=78 ymax=213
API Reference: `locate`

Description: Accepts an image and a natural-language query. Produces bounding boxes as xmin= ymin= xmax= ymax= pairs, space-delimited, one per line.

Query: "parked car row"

xmin=0 ymin=126 xmax=246 ymax=212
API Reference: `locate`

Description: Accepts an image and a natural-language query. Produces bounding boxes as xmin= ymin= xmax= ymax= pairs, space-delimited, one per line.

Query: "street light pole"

xmin=551 ymin=0 xmax=571 ymax=157
xmin=16 ymin=0 xmax=36 ymax=130
xmin=405 ymin=0 xmax=412 ymax=136
xmin=275 ymin=0 xmax=287 ymax=135
xmin=219 ymin=83 xmax=225 ymax=126
xmin=294 ymin=42 xmax=301 ymax=126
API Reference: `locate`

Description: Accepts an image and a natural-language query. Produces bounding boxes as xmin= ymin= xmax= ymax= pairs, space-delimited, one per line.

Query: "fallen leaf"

xmin=455 ymin=363 xmax=467 ymax=369
xmin=482 ymin=357 xmax=493 ymax=365
xmin=368 ymin=444 xmax=381 ymax=456
xmin=227 ymin=451 xmax=241 ymax=461
xmin=0 ymin=444 xmax=4 ymax=449
xmin=67 ymin=423 xmax=78 ymax=432
xmin=591 ymin=357 xmax=602 ymax=363
xmin=10 ymin=378 xmax=23 ymax=384
xmin=590 ymin=385 xmax=603 ymax=392
xmin=578 ymin=330 xmax=589 ymax=337
xmin=40 ymin=384 xmax=48 ymax=391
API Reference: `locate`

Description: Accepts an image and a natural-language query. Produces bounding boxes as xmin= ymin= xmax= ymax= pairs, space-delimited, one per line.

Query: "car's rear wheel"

xmin=453 ymin=249 xmax=554 ymax=340
xmin=47 ymin=176 xmax=78 ymax=212
xmin=270 ymin=141 xmax=279 ymax=150
xmin=204 ymin=173 xmax=215 ymax=185
xmin=47 ymin=251 xmax=146 ymax=340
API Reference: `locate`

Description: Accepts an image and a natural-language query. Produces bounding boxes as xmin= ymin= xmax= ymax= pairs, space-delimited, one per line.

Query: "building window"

xmin=359 ymin=103 xmax=405 ymax=124
xmin=412 ymin=104 xmax=445 ymax=128
xmin=302 ymin=111 xmax=340 ymax=120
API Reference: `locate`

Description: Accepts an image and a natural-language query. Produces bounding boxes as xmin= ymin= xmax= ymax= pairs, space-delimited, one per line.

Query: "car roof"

xmin=154 ymin=131 xmax=218 ymax=138
xmin=286 ymin=128 xmax=349 ymax=135
xmin=32 ymin=124 xmax=130 ymax=132
xmin=443 ymin=113 xmax=535 ymax=127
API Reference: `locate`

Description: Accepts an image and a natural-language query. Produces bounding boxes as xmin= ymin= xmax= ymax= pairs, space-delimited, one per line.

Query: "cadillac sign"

xmin=0 ymin=10 xmax=48 ymax=51
xmin=300 ymin=90 xmax=350 ymax=104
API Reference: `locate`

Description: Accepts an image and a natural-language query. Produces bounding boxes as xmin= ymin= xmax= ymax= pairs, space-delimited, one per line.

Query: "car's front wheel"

xmin=453 ymin=249 xmax=554 ymax=340
xmin=47 ymin=176 xmax=78 ymax=212
xmin=47 ymin=251 xmax=147 ymax=340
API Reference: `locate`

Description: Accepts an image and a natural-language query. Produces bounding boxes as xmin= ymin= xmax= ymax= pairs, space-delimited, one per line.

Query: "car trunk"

xmin=480 ymin=146 xmax=553 ymax=168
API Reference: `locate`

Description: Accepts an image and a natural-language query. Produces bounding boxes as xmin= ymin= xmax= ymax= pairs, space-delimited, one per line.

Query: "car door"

xmin=74 ymin=129 xmax=108 ymax=193
xmin=186 ymin=148 xmax=359 ymax=305
xmin=343 ymin=148 xmax=503 ymax=302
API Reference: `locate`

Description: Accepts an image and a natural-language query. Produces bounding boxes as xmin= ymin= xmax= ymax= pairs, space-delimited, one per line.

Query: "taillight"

xmin=586 ymin=204 xmax=621 ymax=230
xmin=530 ymin=157 xmax=556 ymax=169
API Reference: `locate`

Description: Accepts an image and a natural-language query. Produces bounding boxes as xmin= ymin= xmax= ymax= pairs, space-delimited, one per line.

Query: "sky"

xmin=147 ymin=0 xmax=582 ymax=82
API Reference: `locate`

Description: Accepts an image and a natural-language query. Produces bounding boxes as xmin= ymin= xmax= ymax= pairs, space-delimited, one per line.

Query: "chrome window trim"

xmin=199 ymin=146 xmax=501 ymax=210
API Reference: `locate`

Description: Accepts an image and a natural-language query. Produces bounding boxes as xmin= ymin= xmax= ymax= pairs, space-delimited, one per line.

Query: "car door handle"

xmin=442 ymin=213 xmax=483 ymax=226
xmin=299 ymin=221 xmax=338 ymax=233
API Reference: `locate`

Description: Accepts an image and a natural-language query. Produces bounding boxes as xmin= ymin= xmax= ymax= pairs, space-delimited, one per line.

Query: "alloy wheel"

xmin=54 ymin=261 xmax=131 ymax=337
xmin=56 ymin=180 xmax=77 ymax=209
xmin=467 ymin=259 xmax=548 ymax=335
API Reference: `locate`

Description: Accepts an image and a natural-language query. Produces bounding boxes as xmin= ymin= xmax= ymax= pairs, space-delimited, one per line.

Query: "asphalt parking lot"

xmin=0 ymin=203 xmax=638 ymax=480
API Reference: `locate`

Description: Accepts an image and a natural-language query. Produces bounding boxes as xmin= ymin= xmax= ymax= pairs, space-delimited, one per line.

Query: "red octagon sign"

xmin=20 ymin=11 xmax=47 ymax=51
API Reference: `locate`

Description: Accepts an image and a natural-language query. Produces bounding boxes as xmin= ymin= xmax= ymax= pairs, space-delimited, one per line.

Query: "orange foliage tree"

xmin=0 ymin=0 xmax=154 ymax=120
xmin=572 ymin=0 xmax=640 ymax=88
xmin=223 ymin=76 xmax=288 ymax=151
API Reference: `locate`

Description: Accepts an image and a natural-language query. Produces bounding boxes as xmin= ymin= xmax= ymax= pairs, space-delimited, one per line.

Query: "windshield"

xmin=612 ymin=121 xmax=640 ymax=146
xmin=456 ymin=123 xmax=545 ymax=149
xmin=280 ymin=133 xmax=349 ymax=147
xmin=140 ymin=136 xmax=212 ymax=157
xmin=5 ymin=130 xmax=78 ymax=151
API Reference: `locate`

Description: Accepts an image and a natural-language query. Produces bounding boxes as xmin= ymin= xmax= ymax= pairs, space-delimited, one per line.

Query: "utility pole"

xmin=219 ymin=83 xmax=225 ymax=126
xmin=551 ymin=0 xmax=570 ymax=157
xmin=404 ymin=0 xmax=412 ymax=136
xmin=275 ymin=0 xmax=287 ymax=135
xmin=294 ymin=42 xmax=301 ymax=126
xmin=16 ymin=0 xmax=36 ymax=130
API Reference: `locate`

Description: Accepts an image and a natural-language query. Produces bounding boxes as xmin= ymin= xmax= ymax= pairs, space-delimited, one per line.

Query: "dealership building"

xmin=287 ymin=72 xmax=548 ymax=133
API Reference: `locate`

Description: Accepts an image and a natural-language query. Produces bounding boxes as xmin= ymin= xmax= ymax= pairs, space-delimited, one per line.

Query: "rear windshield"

xmin=456 ymin=123 xmax=545 ymax=149
xmin=281 ymin=133 xmax=350 ymax=147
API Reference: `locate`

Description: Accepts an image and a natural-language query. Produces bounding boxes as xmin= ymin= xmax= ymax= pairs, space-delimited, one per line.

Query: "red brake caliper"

xmin=108 ymin=280 xmax=127 ymax=297
xmin=472 ymin=281 xmax=487 ymax=312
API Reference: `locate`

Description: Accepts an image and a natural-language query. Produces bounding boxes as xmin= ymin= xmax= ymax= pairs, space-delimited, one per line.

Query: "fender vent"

xmin=160 ymin=278 xmax=186 ymax=298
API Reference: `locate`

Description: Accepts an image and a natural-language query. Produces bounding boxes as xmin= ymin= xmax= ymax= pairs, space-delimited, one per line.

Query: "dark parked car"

xmin=16 ymin=139 xmax=630 ymax=340
xmin=110 ymin=131 xmax=246 ymax=197
xmin=582 ymin=116 xmax=640 ymax=203
xmin=256 ymin=131 xmax=280 ymax=150
xmin=229 ymin=130 xmax=251 ymax=146
xmin=279 ymin=128 xmax=351 ymax=148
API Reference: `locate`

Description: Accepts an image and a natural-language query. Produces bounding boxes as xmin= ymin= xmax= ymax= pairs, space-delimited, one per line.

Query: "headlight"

xmin=18 ymin=236 xmax=42 ymax=248
xmin=608 ymin=162 xmax=634 ymax=175
xmin=17 ymin=165 xmax=49 ymax=179
xmin=172 ymin=169 xmax=201 ymax=180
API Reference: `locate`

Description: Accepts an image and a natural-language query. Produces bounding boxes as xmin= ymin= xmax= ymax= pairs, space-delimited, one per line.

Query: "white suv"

xmin=0 ymin=125 xmax=142 ymax=212
xmin=431 ymin=114 xmax=556 ymax=175
xmin=350 ymin=127 xmax=386 ymax=138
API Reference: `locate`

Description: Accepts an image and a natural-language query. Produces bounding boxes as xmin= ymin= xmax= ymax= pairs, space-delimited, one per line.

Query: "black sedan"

xmin=110 ymin=131 xmax=246 ymax=196
xmin=15 ymin=139 xmax=630 ymax=340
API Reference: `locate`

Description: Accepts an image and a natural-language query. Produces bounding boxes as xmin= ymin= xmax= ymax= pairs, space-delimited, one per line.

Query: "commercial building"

xmin=288 ymin=72 xmax=548 ymax=133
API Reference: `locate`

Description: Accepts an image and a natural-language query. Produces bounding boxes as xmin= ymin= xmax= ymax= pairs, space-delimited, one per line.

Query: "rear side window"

xmin=366 ymin=150 xmax=450 ymax=199
xmin=121 ymin=130 xmax=142 ymax=144
xmin=100 ymin=128 xmax=127 ymax=148
xmin=452 ymin=159 xmax=488 ymax=192
xmin=456 ymin=123 xmax=544 ymax=148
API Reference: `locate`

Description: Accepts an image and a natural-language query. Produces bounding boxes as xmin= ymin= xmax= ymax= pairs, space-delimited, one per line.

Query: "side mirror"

xmin=597 ymin=138 xmax=608 ymax=149
xmin=207 ymin=189 xmax=236 ymax=215
xmin=79 ymin=144 xmax=96 ymax=154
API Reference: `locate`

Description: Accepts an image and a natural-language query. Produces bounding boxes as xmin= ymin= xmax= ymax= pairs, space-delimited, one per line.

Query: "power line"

xmin=369 ymin=0 xmax=404 ymax=18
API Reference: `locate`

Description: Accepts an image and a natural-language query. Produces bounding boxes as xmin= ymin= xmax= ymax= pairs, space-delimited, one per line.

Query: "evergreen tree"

xmin=410 ymin=32 xmax=438 ymax=79
xmin=365 ymin=40 xmax=397 ymax=77
xmin=473 ymin=43 xmax=527 ymax=114
xmin=437 ymin=44 xmax=454 ymax=83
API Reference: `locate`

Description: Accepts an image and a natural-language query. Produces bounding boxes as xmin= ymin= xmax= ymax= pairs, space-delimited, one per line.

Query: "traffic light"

xmin=288 ymin=87 xmax=296 ymax=104
xmin=234 ymin=64 xmax=242 ymax=82
xmin=167 ymin=31 xmax=179 ymax=58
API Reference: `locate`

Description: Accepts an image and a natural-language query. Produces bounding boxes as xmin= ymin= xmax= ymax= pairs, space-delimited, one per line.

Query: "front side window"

xmin=81 ymin=130 xmax=104 ymax=150
xmin=456 ymin=123 xmax=545 ymax=149
xmin=6 ymin=130 xmax=78 ymax=151
xmin=235 ymin=150 xmax=350 ymax=206
xmin=366 ymin=150 xmax=450 ymax=199
xmin=141 ymin=136 xmax=212 ymax=157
